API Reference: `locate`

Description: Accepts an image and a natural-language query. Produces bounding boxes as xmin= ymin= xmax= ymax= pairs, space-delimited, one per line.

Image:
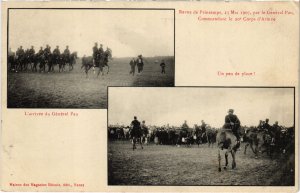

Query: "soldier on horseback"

xmin=224 ymin=109 xmax=241 ymax=145
xmin=130 ymin=116 xmax=143 ymax=150
xmin=92 ymin=43 xmax=98 ymax=66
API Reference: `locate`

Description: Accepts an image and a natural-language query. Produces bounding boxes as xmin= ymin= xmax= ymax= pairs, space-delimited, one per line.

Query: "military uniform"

xmin=131 ymin=119 xmax=141 ymax=138
xmin=224 ymin=112 xmax=241 ymax=140
xmin=16 ymin=47 xmax=25 ymax=58
xmin=44 ymin=47 xmax=51 ymax=60
xmin=93 ymin=46 xmax=98 ymax=59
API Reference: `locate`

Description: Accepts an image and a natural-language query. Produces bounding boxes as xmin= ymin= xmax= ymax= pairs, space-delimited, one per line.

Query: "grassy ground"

xmin=108 ymin=140 xmax=294 ymax=186
xmin=7 ymin=56 xmax=174 ymax=108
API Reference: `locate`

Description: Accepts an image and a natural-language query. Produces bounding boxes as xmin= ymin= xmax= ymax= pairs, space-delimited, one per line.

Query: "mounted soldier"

xmin=130 ymin=116 xmax=143 ymax=150
xmin=97 ymin=44 xmax=104 ymax=66
xmin=53 ymin=46 xmax=61 ymax=59
xmin=224 ymin=109 xmax=241 ymax=144
xmin=92 ymin=43 xmax=98 ymax=66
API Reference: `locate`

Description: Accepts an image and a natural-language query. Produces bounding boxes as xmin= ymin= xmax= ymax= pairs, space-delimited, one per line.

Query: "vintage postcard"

xmin=1 ymin=1 xmax=299 ymax=192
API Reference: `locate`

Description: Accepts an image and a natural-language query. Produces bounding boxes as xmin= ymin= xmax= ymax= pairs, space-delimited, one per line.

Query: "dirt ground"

xmin=108 ymin=141 xmax=294 ymax=186
xmin=7 ymin=57 xmax=174 ymax=108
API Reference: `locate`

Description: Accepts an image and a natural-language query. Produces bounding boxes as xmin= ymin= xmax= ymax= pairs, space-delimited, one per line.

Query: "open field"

xmin=7 ymin=56 xmax=174 ymax=108
xmin=108 ymin=141 xmax=294 ymax=186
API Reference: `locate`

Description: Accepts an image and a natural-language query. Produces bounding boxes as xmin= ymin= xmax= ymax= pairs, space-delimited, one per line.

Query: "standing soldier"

xmin=93 ymin=43 xmax=98 ymax=66
xmin=129 ymin=58 xmax=136 ymax=76
xmin=137 ymin=55 xmax=144 ymax=73
xmin=160 ymin=60 xmax=166 ymax=74
xmin=224 ymin=109 xmax=241 ymax=145
xmin=53 ymin=46 xmax=60 ymax=57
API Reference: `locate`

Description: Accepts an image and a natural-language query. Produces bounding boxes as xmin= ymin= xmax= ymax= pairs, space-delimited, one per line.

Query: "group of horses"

xmin=8 ymin=51 xmax=78 ymax=73
xmin=81 ymin=49 xmax=112 ymax=78
xmin=108 ymin=124 xmax=294 ymax=172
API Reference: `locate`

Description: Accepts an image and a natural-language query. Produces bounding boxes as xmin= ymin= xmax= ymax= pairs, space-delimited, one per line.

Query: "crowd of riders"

xmin=8 ymin=45 xmax=76 ymax=72
xmin=108 ymin=112 xmax=294 ymax=154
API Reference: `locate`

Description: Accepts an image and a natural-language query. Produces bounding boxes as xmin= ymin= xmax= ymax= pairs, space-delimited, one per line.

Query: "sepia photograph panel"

xmin=108 ymin=87 xmax=295 ymax=186
xmin=7 ymin=9 xmax=175 ymax=109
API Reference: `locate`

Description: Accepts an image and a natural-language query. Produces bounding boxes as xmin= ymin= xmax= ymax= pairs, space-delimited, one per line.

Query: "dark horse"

xmin=216 ymin=129 xmax=239 ymax=171
xmin=130 ymin=127 xmax=143 ymax=151
xmin=244 ymin=128 xmax=273 ymax=159
xmin=81 ymin=49 xmax=112 ymax=78
xmin=60 ymin=52 xmax=77 ymax=72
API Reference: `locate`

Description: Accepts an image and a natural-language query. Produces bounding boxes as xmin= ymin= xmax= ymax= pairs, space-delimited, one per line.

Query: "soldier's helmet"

xmin=56 ymin=46 xmax=59 ymax=48
xmin=31 ymin=46 xmax=34 ymax=49
xmin=66 ymin=46 xmax=69 ymax=48
xmin=142 ymin=120 xmax=145 ymax=123
xmin=40 ymin=47 xmax=43 ymax=49
xmin=134 ymin=116 xmax=137 ymax=120
xmin=20 ymin=46 xmax=23 ymax=48
xmin=100 ymin=44 xmax=103 ymax=47
xmin=266 ymin=118 xmax=269 ymax=122
xmin=228 ymin=109 xmax=234 ymax=113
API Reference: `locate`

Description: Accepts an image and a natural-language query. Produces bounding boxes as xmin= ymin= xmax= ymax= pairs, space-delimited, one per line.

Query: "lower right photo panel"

xmin=108 ymin=87 xmax=295 ymax=186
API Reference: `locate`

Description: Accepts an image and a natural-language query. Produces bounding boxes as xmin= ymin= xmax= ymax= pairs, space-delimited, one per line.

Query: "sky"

xmin=9 ymin=9 xmax=174 ymax=57
xmin=108 ymin=87 xmax=294 ymax=128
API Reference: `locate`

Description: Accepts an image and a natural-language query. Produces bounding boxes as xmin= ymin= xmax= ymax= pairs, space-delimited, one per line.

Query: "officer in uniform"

xmin=98 ymin=44 xmax=104 ymax=57
xmin=63 ymin=46 xmax=70 ymax=56
xmin=16 ymin=46 xmax=25 ymax=58
xmin=263 ymin=118 xmax=271 ymax=133
xmin=37 ymin=47 xmax=44 ymax=57
xmin=29 ymin=46 xmax=35 ymax=56
xmin=63 ymin=46 xmax=70 ymax=63
xmin=44 ymin=45 xmax=51 ymax=61
xmin=53 ymin=46 xmax=60 ymax=62
xmin=224 ymin=109 xmax=241 ymax=142
xmin=53 ymin=46 xmax=60 ymax=56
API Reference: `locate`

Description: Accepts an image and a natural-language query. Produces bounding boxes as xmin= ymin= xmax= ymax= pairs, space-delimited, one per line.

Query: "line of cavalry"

xmin=108 ymin=112 xmax=294 ymax=172
xmin=8 ymin=43 xmax=113 ymax=77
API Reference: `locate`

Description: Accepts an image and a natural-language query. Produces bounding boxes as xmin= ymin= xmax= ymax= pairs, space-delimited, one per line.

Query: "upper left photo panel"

xmin=7 ymin=8 xmax=175 ymax=109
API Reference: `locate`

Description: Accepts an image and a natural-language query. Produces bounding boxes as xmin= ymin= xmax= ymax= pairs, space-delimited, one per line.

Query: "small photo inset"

xmin=108 ymin=87 xmax=295 ymax=186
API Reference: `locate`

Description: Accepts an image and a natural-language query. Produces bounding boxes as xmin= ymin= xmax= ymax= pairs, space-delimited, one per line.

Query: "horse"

xmin=81 ymin=51 xmax=111 ymax=78
xmin=244 ymin=128 xmax=273 ymax=158
xmin=130 ymin=127 xmax=143 ymax=151
xmin=206 ymin=127 xmax=217 ymax=147
xmin=216 ymin=129 xmax=239 ymax=171
xmin=68 ymin=52 xmax=78 ymax=71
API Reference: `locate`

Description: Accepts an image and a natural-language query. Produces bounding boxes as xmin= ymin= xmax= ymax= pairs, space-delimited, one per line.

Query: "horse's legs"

xmin=224 ymin=151 xmax=228 ymax=169
xmin=231 ymin=151 xmax=236 ymax=169
xmin=244 ymin=143 xmax=249 ymax=154
xmin=218 ymin=149 xmax=221 ymax=172
xmin=140 ymin=138 xmax=143 ymax=149
xmin=133 ymin=137 xmax=136 ymax=150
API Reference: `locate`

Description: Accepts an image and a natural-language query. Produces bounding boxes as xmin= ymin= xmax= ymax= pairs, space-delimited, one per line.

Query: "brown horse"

xmin=216 ymin=129 xmax=239 ymax=172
